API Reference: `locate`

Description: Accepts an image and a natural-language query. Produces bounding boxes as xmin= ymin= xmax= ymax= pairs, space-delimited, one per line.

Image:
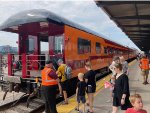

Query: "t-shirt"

xmin=57 ymin=64 xmax=67 ymax=82
xmin=126 ymin=108 xmax=147 ymax=113
xmin=84 ymin=70 xmax=96 ymax=87
xmin=140 ymin=58 xmax=149 ymax=70
xmin=77 ymin=81 xmax=87 ymax=96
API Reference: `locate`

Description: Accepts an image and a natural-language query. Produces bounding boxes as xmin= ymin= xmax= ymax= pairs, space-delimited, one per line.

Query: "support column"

xmin=8 ymin=54 xmax=13 ymax=76
xmin=22 ymin=54 xmax=30 ymax=78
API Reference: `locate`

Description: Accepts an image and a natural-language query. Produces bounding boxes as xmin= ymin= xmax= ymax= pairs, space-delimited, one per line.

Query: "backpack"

xmin=64 ymin=65 xmax=72 ymax=79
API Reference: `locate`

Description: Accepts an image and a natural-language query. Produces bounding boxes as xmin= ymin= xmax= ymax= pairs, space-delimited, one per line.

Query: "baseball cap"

xmin=45 ymin=60 xmax=53 ymax=64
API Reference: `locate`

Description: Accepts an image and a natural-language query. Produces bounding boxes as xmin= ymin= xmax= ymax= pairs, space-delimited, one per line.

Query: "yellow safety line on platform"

xmin=57 ymin=75 xmax=110 ymax=113
xmin=57 ymin=60 xmax=136 ymax=113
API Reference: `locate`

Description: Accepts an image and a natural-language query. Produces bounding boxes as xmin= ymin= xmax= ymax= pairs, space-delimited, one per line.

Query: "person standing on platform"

xmin=120 ymin=56 xmax=129 ymax=75
xmin=107 ymin=56 xmax=120 ymax=102
xmin=41 ymin=60 xmax=60 ymax=113
xmin=75 ymin=73 xmax=87 ymax=113
xmin=57 ymin=59 xmax=68 ymax=104
xmin=139 ymin=55 xmax=149 ymax=85
xmin=112 ymin=63 xmax=131 ymax=113
xmin=109 ymin=56 xmax=120 ymax=84
xmin=126 ymin=94 xmax=147 ymax=113
xmin=84 ymin=61 xmax=96 ymax=113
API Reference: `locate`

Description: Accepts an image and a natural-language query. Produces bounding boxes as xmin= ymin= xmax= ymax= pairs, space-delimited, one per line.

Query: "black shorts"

xmin=77 ymin=96 xmax=86 ymax=103
xmin=60 ymin=80 xmax=68 ymax=91
xmin=113 ymin=96 xmax=132 ymax=110
xmin=86 ymin=85 xmax=96 ymax=93
xmin=113 ymin=96 xmax=121 ymax=107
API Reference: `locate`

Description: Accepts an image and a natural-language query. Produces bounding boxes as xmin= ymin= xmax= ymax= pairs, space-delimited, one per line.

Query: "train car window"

xmin=116 ymin=50 xmax=118 ymax=54
xmin=114 ymin=49 xmax=116 ymax=54
xmin=27 ymin=35 xmax=35 ymax=54
xmin=104 ymin=47 xmax=108 ymax=54
xmin=96 ymin=42 xmax=101 ymax=54
xmin=54 ymin=35 xmax=64 ymax=54
xmin=120 ymin=51 xmax=123 ymax=55
xmin=109 ymin=48 xmax=112 ymax=54
xmin=40 ymin=42 xmax=49 ymax=53
xmin=78 ymin=38 xmax=91 ymax=54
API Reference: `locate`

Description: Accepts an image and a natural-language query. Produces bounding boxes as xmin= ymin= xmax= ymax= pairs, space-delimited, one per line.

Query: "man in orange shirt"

xmin=139 ymin=55 xmax=149 ymax=85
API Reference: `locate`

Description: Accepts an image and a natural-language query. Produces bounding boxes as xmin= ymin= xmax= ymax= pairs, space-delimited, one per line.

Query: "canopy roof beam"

xmin=95 ymin=1 xmax=150 ymax=7
xmin=123 ymin=24 xmax=150 ymax=28
xmin=111 ymin=15 xmax=150 ymax=20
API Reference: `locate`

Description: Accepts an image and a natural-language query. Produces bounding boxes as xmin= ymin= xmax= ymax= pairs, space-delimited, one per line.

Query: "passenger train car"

xmin=0 ymin=9 xmax=136 ymax=95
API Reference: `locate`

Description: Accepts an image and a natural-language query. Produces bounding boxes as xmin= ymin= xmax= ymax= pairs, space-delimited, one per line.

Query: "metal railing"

xmin=0 ymin=54 xmax=61 ymax=78
xmin=26 ymin=54 xmax=58 ymax=78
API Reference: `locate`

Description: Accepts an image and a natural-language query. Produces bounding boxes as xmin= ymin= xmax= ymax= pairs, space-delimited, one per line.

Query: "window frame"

xmin=78 ymin=37 xmax=91 ymax=54
xmin=96 ymin=42 xmax=101 ymax=54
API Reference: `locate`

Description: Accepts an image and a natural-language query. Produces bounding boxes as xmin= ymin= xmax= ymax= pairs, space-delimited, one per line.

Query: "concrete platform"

xmin=92 ymin=60 xmax=150 ymax=113
xmin=1 ymin=60 xmax=149 ymax=113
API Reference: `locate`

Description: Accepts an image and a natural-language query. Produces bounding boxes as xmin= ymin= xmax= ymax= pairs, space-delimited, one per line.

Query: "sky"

xmin=0 ymin=0 xmax=140 ymax=50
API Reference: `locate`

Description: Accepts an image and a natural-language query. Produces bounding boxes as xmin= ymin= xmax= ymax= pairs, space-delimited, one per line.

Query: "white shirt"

xmin=116 ymin=72 xmax=123 ymax=79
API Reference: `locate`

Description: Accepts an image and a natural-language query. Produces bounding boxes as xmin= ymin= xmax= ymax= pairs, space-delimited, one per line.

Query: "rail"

xmin=25 ymin=54 xmax=60 ymax=78
xmin=0 ymin=54 xmax=60 ymax=78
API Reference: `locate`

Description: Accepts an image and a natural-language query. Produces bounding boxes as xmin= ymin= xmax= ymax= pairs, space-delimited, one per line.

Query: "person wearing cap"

xmin=41 ymin=60 xmax=60 ymax=113
xmin=56 ymin=59 xmax=68 ymax=104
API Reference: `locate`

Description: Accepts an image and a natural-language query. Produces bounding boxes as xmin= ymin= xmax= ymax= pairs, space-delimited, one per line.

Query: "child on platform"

xmin=126 ymin=94 xmax=147 ymax=113
xmin=75 ymin=73 xmax=87 ymax=113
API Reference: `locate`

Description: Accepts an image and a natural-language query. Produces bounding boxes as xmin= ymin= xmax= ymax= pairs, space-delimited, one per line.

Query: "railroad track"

xmin=0 ymin=93 xmax=44 ymax=113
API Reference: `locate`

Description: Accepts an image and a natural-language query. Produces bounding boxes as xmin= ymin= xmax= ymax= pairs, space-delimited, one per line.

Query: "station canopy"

xmin=95 ymin=1 xmax=150 ymax=52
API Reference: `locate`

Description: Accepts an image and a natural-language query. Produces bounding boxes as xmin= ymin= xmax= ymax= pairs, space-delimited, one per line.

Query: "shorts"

xmin=86 ymin=85 xmax=96 ymax=93
xmin=77 ymin=96 xmax=86 ymax=103
xmin=113 ymin=96 xmax=132 ymax=110
xmin=60 ymin=80 xmax=68 ymax=91
xmin=113 ymin=96 xmax=121 ymax=107
xmin=141 ymin=69 xmax=149 ymax=76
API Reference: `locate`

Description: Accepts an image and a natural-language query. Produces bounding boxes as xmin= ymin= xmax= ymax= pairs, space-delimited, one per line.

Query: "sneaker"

xmin=87 ymin=109 xmax=93 ymax=113
xmin=143 ymin=81 xmax=146 ymax=85
xmin=75 ymin=108 xmax=80 ymax=112
xmin=145 ymin=81 xmax=149 ymax=84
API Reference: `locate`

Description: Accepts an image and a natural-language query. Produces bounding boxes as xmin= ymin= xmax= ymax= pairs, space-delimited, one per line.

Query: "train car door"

xmin=39 ymin=34 xmax=49 ymax=69
xmin=27 ymin=35 xmax=39 ymax=70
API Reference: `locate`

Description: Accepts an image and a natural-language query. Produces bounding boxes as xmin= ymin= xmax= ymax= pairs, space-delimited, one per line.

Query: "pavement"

xmin=89 ymin=60 xmax=150 ymax=113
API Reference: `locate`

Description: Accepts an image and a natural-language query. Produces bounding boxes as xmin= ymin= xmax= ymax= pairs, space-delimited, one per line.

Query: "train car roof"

xmin=0 ymin=9 xmax=128 ymax=49
xmin=95 ymin=1 xmax=150 ymax=52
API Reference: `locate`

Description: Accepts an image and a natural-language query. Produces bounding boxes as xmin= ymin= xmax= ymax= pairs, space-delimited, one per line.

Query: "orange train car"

xmin=0 ymin=9 xmax=136 ymax=94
